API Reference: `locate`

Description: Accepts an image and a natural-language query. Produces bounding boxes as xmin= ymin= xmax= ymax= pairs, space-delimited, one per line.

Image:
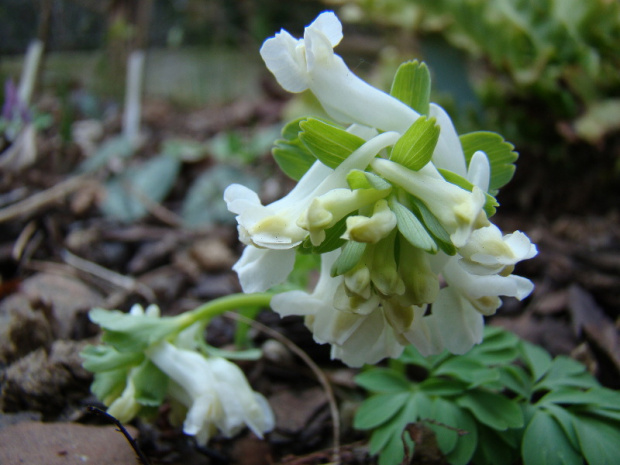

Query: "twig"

xmin=61 ymin=248 xmax=156 ymax=301
xmin=87 ymin=406 xmax=151 ymax=465
xmin=224 ymin=312 xmax=342 ymax=465
xmin=12 ymin=220 xmax=38 ymax=260
xmin=0 ymin=175 xmax=94 ymax=223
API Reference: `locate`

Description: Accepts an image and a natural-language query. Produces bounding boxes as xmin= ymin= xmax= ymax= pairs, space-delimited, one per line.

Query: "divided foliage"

xmin=354 ymin=327 xmax=620 ymax=465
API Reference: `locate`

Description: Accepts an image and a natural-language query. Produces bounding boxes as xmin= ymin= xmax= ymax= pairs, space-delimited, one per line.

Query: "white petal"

xmin=504 ymin=231 xmax=538 ymax=260
xmin=467 ymin=150 xmax=491 ymax=192
xmin=233 ymin=246 xmax=296 ymax=293
xmin=432 ymin=287 xmax=484 ymax=354
xmin=429 ymin=103 xmax=468 ymax=177
xmin=224 ymin=183 xmax=262 ymax=215
xmin=271 ymin=290 xmax=321 ymax=317
xmin=259 ymin=30 xmax=309 ymax=92
xmin=307 ymin=11 xmax=343 ymax=47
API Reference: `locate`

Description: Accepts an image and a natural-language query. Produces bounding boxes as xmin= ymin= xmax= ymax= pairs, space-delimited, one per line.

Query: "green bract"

xmin=355 ymin=327 xmax=620 ymax=465
xmin=390 ymin=116 xmax=439 ymax=171
xmin=299 ymin=118 xmax=365 ymax=169
xmin=390 ymin=60 xmax=432 ymax=115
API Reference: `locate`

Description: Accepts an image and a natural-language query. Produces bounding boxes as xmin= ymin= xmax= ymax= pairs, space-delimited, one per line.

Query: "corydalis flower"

xmin=146 ymin=341 xmax=274 ymax=445
xmin=225 ymin=131 xmax=400 ymax=292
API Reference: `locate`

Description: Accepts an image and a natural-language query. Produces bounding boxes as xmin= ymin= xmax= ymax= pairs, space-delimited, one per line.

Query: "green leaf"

xmin=132 ymin=359 xmax=168 ymax=407
xmin=474 ymin=424 xmax=520 ymax=465
xmin=459 ymin=131 xmax=518 ymax=194
xmin=390 ymin=60 xmax=431 ymax=115
xmin=418 ymin=378 xmax=470 ymax=397
xmin=81 ymin=344 xmax=144 ymax=372
xmin=299 ymin=118 xmax=365 ymax=169
xmin=434 ymin=358 xmax=499 ymax=386
xmin=522 ymin=410 xmax=583 ymax=465
xmin=77 ymin=136 xmax=134 ymax=173
xmin=498 ymin=365 xmax=533 ymax=399
xmin=89 ymin=308 xmax=185 ymax=353
xmin=444 ymin=407 xmax=478 ymax=465
xmin=182 ymin=165 xmax=259 ymax=228
xmin=300 ymin=215 xmax=348 ymax=254
xmin=573 ymin=414 xmax=620 ymax=465
xmin=331 ymin=240 xmax=367 ymax=277
xmin=368 ymin=393 xmax=419 ymax=456
xmin=408 ymin=196 xmax=456 ymax=255
xmin=437 ymin=168 xmax=499 ymax=217
xmin=347 ymin=169 xmax=392 ymax=191
xmin=534 ymin=356 xmax=598 ymax=392
xmin=390 ymin=116 xmax=439 ymax=171
xmin=355 ymin=368 xmax=413 ymax=394
xmin=272 ymin=142 xmax=316 ymax=181
xmin=520 ymin=340 xmax=552 ymax=382
xmin=397 ymin=345 xmax=433 ymax=370
xmin=90 ymin=368 xmax=128 ymax=405
xmin=354 ymin=392 xmax=411 ymax=430
xmin=457 ymin=389 xmax=523 ymax=430
xmin=101 ymin=153 xmax=181 ymax=223
xmin=389 ymin=197 xmax=437 ymax=252
xmin=272 ymin=118 xmax=317 ymax=181
xmin=428 ymin=398 xmax=461 ymax=454
xmin=543 ymin=404 xmax=581 ymax=451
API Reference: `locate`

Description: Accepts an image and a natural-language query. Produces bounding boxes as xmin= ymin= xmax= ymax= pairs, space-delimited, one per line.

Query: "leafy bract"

xmin=299 ymin=118 xmax=365 ymax=169
xmin=459 ymin=131 xmax=518 ymax=194
xmin=390 ymin=116 xmax=439 ymax=171
xmin=272 ymin=118 xmax=316 ymax=180
xmin=331 ymin=240 xmax=367 ymax=277
xmin=389 ymin=197 xmax=437 ymax=253
xmin=390 ymin=60 xmax=431 ymax=115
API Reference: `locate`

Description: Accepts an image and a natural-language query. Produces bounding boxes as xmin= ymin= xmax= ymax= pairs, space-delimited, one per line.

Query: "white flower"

xmin=260 ymin=11 xmax=418 ymax=134
xmin=371 ymin=158 xmax=488 ymax=247
xmin=226 ymin=131 xmax=400 ymax=292
xmin=146 ymin=342 xmax=274 ymax=445
xmin=271 ymin=250 xmax=412 ymax=367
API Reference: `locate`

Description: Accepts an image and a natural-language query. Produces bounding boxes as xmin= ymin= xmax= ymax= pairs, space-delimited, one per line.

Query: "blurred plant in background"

xmin=323 ymin=0 xmax=620 ymax=167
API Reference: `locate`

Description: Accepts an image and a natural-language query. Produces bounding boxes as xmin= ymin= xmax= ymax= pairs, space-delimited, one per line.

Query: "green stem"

xmin=177 ymin=292 xmax=274 ymax=330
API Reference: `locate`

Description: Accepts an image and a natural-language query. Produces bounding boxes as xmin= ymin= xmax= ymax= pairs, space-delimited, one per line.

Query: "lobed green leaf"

xmin=457 ymin=389 xmax=524 ymax=430
xmin=132 ymin=359 xmax=169 ymax=407
xmin=354 ymin=392 xmax=411 ymax=430
xmin=355 ymin=368 xmax=413 ymax=394
xmin=459 ymin=131 xmax=518 ymax=194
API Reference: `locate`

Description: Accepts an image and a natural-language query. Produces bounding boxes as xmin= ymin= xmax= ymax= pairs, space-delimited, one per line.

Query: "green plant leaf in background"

xmin=390 ymin=60 xmax=432 ymax=115
xmin=101 ymin=153 xmax=181 ymax=223
xmin=132 ymin=359 xmax=168 ymax=407
xmin=299 ymin=118 xmax=365 ymax=169
xmin=521 ymin=410 xmax=583 ymax=465
xmin=390 ymin=116 xmax=439 ymax=171
xmin=181 ymin=165 xmax=259 ymax=228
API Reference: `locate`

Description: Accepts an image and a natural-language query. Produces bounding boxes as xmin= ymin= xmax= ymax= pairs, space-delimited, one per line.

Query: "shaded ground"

xmin=0 ymin=88 xmax=619 ymax=464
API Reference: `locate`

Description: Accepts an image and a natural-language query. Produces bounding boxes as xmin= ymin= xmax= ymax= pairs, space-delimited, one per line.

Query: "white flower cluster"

xmin=225 ymin=12 xmax=537 ymax=367
xmin=102 ymin=305 xmax=274 ymax=445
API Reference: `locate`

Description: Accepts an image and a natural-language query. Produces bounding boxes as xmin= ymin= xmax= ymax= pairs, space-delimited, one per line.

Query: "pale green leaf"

xmin=89 ymin=308 xmax=184 ymax=353
xmin=389 ymin=197 xmax=437 ymax=252
xmin=408 ymin=196 xmax=456 ymax=255
xmin=390 ymin=60 xmax=431 ymax=115
xmin=543 ymin=404 xmax=580 ymax=451
xmin=81 ymin=344 xmax=144 ymax=373
xmin=90 ymin=368 xmax=127 ymax=405
xmin=418 ymin=377 xmax=469 ymax=397
xmin=428 ymin=398 xmax=461 ymax=454
xmin=459 ymin=131 xmax=518 ymax=194
xmin=299 ymin=118 xmax=365 ymax=169
xmin=534 ymin=356 xmax=598 ymax=392
xmin=390 ymin=116 xmax=439 ymax=171
xmin=331 ymin=240 xmax=367 ymax=277
xmin=101 ymin=154 xmax=180 ymax=223
xmin=133 ymin=359 xmax=168 ymax=407
xmin=498 ymin=365 xmax=533 ymax=399
xmin=272 ymin=118 xmax=317 ymax=180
